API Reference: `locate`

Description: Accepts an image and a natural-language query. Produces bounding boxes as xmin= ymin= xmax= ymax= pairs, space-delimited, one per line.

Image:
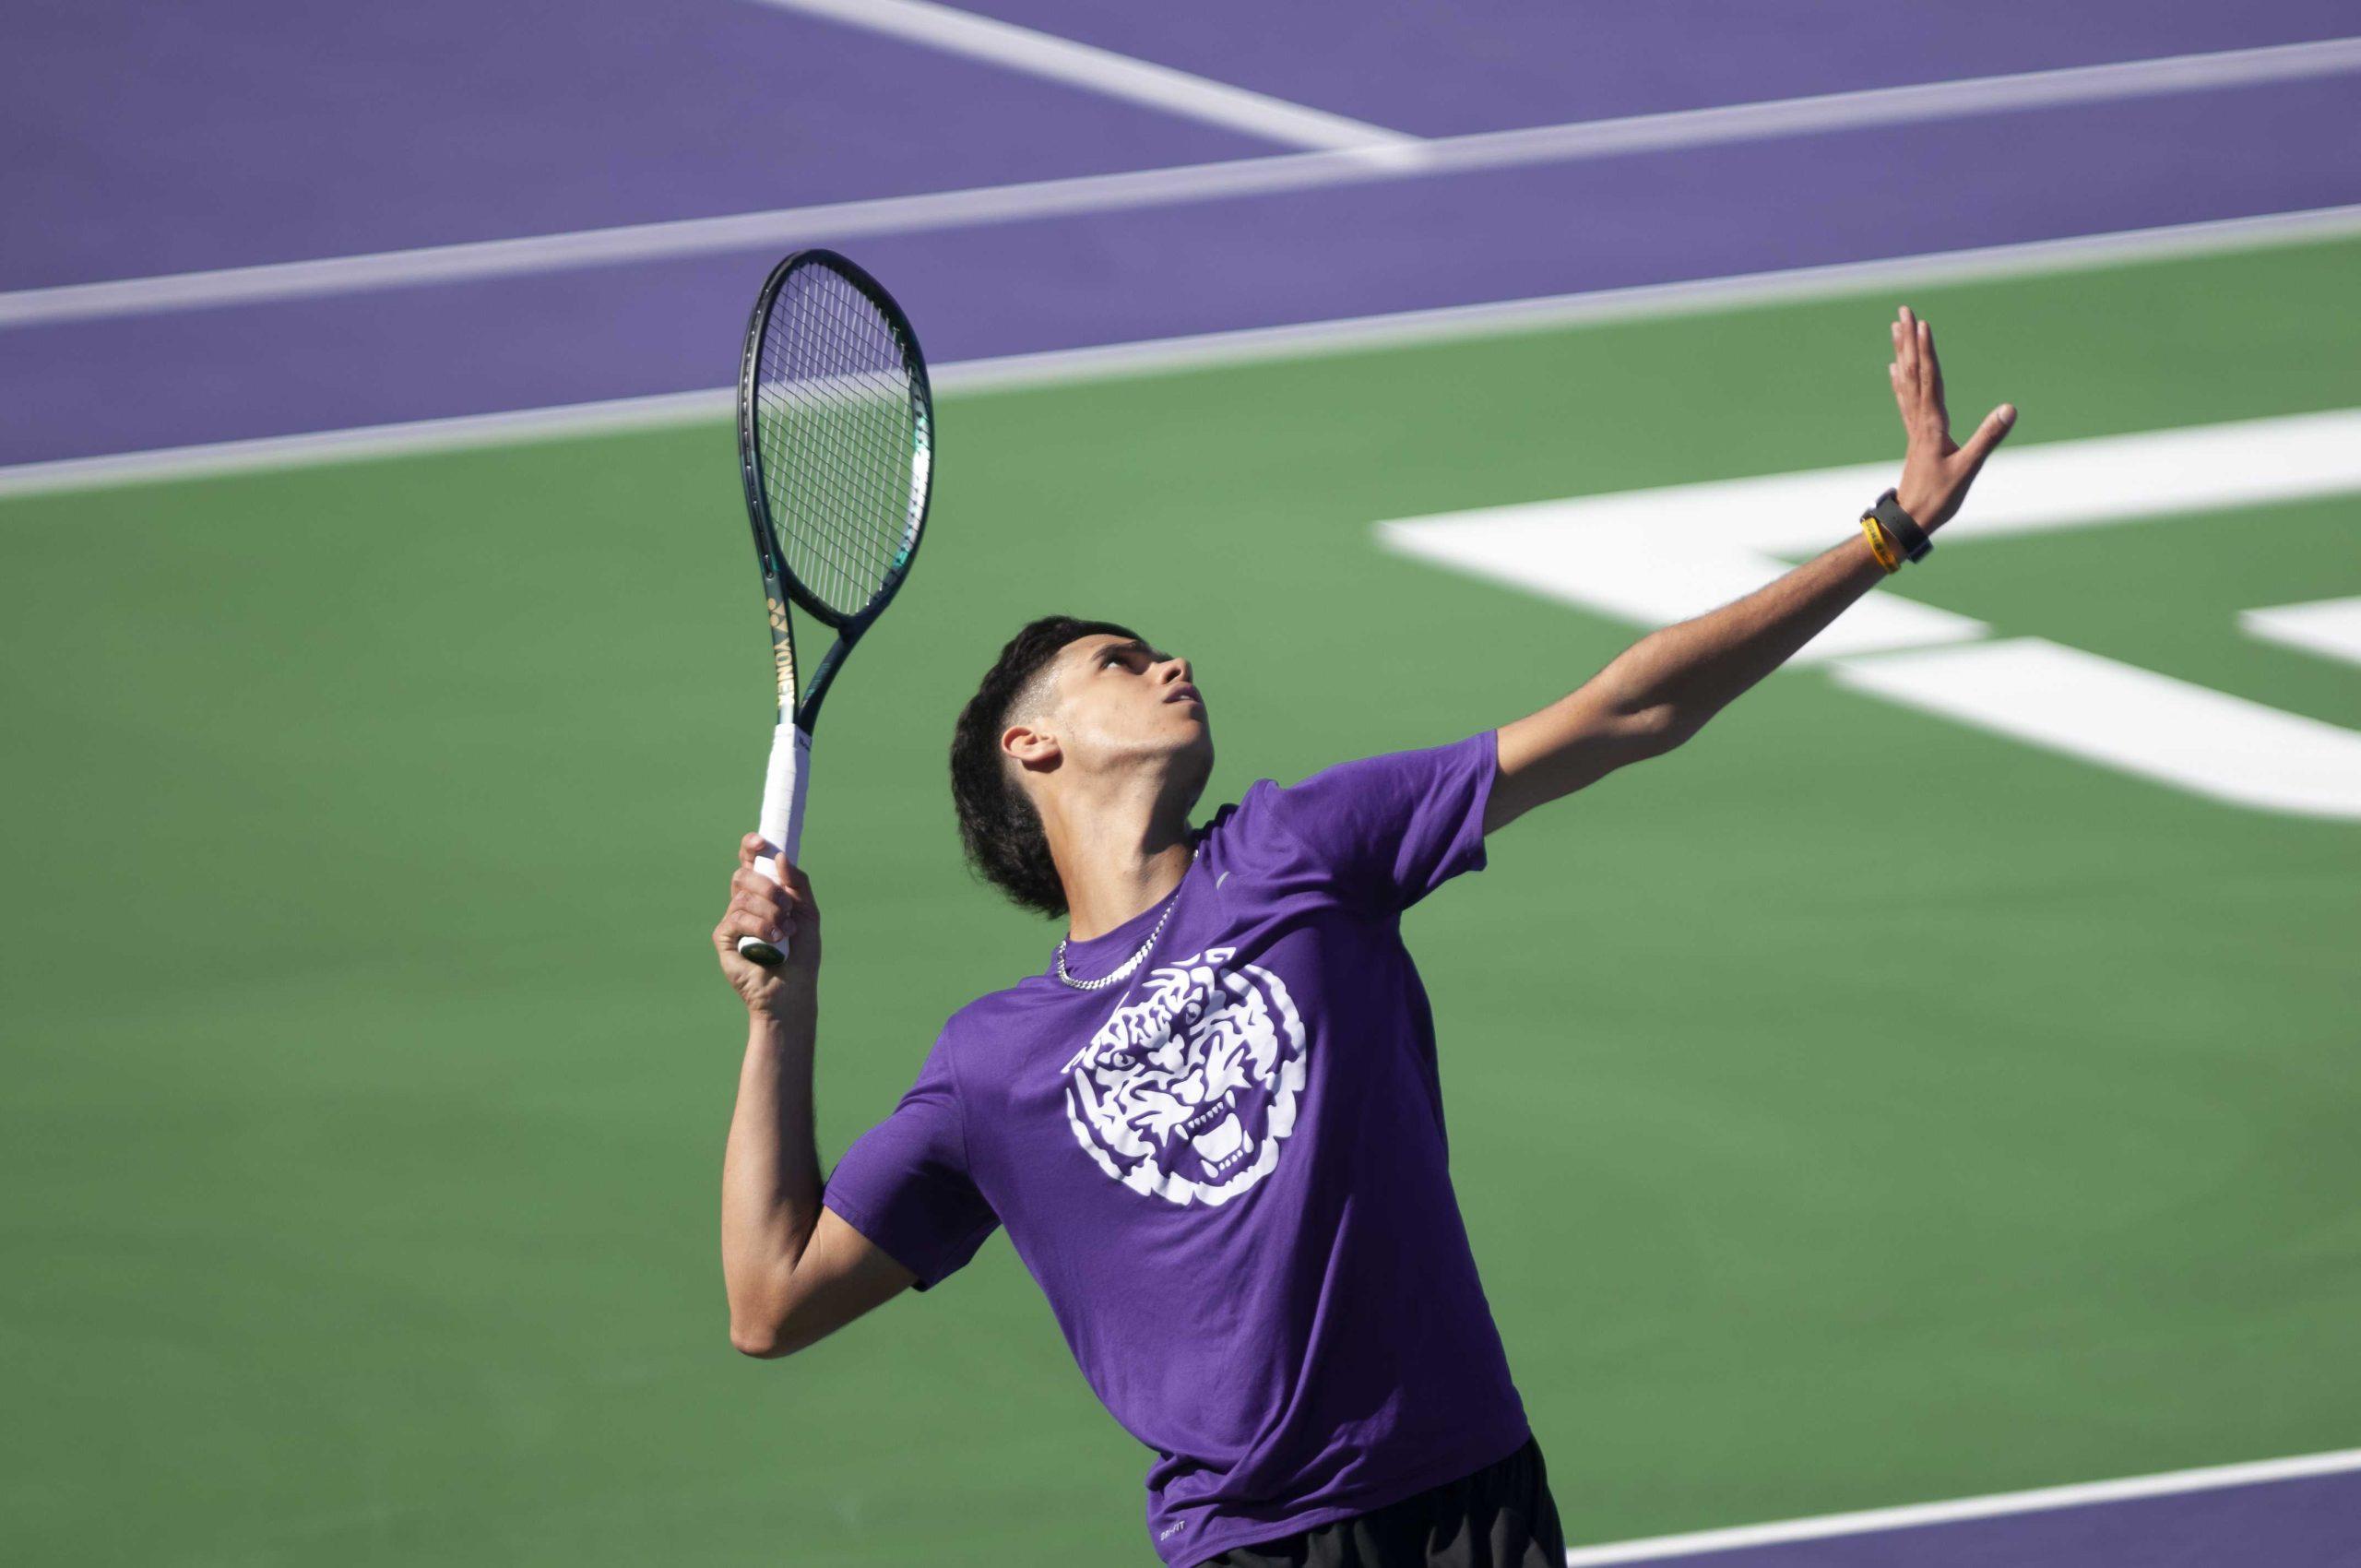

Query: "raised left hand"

xmin=1889 ymin=305 xmax=2017 ymax=533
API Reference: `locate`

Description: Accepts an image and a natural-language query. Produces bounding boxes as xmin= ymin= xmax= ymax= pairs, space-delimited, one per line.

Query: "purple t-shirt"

xmin=820 ymin=731 xmax=1530 ymax=1566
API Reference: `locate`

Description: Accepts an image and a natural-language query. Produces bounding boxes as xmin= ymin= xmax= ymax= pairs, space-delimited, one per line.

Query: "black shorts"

xmin=1193 ymin=1435 xmax=1567 ymax=1568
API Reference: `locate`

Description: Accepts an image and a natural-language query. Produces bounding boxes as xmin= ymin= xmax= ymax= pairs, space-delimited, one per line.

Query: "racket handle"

xmin=738 ymin=722 xmax=813 ymax=969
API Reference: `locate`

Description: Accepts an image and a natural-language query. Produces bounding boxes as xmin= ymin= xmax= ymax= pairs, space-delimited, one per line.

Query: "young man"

xmin=715 ymin=308 xmax=2014 ymax=1565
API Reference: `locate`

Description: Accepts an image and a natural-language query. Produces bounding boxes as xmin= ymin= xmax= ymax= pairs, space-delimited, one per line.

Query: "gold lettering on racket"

xmin=767 ymin=597 xmax=797 ymax=703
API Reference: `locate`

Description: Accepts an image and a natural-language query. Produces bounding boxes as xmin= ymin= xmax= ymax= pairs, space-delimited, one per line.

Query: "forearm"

xmin=1604 ymin=528 xmax=1889 ymax=739
xmin=720 ymin=996 xmax=825 ymax=1340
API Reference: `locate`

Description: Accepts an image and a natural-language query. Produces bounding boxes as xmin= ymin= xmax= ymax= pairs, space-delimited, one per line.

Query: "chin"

xmin=1178 ymin=727 xmax=1215 ymax=786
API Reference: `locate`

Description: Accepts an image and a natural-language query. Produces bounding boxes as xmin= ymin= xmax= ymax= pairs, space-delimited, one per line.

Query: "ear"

xmin=1002 ymin=720 xmax=1062 ymax=775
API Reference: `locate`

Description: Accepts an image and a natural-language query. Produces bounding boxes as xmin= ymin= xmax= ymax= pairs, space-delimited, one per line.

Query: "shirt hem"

xmin=1163 ymin=1415 xmax=1534 ymax=1568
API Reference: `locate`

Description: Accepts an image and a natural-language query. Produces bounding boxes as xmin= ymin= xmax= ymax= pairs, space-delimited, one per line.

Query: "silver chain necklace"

xmin=1055 ymin=847 xmax=1199 ymax=992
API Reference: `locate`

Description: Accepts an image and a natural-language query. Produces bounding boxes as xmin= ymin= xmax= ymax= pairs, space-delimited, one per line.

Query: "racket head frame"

xmin=733 ymin=247 xmax=936 ymax=736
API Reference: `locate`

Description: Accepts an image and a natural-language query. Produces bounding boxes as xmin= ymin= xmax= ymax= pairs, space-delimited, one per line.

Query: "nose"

xmin=1158 ymin=653 xmax=1192 ymax=686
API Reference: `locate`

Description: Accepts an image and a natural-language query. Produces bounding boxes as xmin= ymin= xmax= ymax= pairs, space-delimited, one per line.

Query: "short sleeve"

xmin=1252 ymin=730 xmax=1499 ymax=913
xmin=821 ymin=1029 xmax=999 ymax=1292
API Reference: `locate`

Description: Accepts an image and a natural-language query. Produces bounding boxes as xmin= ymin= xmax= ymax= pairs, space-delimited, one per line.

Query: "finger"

xmin=727 ymin=873 xmax=783 ymax=911
xmin=740 ymin=833 xmax=768 ymax=868
xmin=775 ymin=853 xmax=811 ymax=892
xmin=723 ymin=920 xmax=783 ymax=954
xmin=1920 ymin=319 xmax=1946 ymax=413
xmin=731 ymin=865 xmax=789 ymax=900
xmin=722 ymin=873 xmax=778 ymax=911
xmin=1895 ymin=307 xmax=1917 ymax=387
xmin=1959 ymin=403 xmax=2018 ymax=467
xmin=727 ymin=906 xmax=787 ymax=944
xmin=717 ymin=912 xmax=774 ymax=949
xmin=1914 ymin=318 xmax=1934 ymax=403
xmin=730 ymin=890 xmax=788 ymax=926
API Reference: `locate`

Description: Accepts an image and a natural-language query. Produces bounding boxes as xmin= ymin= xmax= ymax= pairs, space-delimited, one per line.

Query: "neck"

xmin=1043 ymin=769 xmax=1197 ymax=943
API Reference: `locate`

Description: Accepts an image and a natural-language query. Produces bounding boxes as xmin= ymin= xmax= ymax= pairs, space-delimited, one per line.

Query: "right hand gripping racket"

xmin=731 ymin=250 xmax=934 ymax=967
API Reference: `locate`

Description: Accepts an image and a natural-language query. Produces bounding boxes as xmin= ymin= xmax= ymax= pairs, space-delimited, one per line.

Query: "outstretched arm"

xmin=1485 ymin=305 xmax=2015 ymax=834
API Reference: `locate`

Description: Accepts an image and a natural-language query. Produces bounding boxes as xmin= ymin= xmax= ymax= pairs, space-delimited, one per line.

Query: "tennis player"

xmin=715 ymin=307 xmax=2014 ymax=1565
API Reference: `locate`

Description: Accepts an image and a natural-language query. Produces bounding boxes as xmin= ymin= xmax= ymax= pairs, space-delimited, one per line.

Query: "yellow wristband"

xmin=1859 ymin=513 xmax=1902 ymax=573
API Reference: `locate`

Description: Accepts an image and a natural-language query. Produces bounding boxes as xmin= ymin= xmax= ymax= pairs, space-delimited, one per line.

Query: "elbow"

xmin=730 ymin=1318 xmax=777 ymax=1358
xmin=727 ymin=1252 xmax=810 ymax=1360
xmin=731 ymin=1330 xmax=789 ymax=1360
xmin=1631 ymin=701 xmax=1698 ymax=755
xmin=730 ymin=1314 xmax=801 ymax=1360
xmin=728 ymin=1287 xmax=802 ymax=1360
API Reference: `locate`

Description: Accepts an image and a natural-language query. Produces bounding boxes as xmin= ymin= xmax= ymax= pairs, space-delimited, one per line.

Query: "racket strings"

xmin=758 ymin=307 xmax=880 ymax=611
xmin=791 ymin=293 xmax=902 ymax=595
xmin=753 ymin=267 xmax=925 ymax=621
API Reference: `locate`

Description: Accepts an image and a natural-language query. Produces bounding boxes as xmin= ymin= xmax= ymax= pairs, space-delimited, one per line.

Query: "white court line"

xmin=936 ymin=206 xmax=2361 ymax=391
xmin=2241 ymin=596 xmax=2361 ymax=668
xmin=0 ymin=388 xmax=735 ymax=500
xmin=1830 ymin=638 xmax=2361 ymax=818
xmin=742 ymin=0 xmax=1417 ymax=157
xmin=4 ymin=208 xmax=2358 ymax=502
xmin=1380 ymin=409 xmax=2361 ymax=817
xmin=1562 ymin=1445 xmax=2361 ymax=1563
xmin=3 ymin=37 xmax=2355 ymax=328
xmin=1378 ymin=407 xmax=2361 ymax=663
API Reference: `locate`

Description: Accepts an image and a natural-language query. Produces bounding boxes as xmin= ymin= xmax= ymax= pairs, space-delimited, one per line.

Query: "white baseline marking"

xmin=743 ymin=0 xmax=1416 ymax=157
xmin=0 ymin=388 xmax=733 ymax=499
xmin=3 ymin=37 xmax=2355 ymax=327
xmin=5 ymin=215 xmax=2359 ymax=501
xmin=2241 ymin=595 xmax=2361 ymax=668
xmin=935 ymin=207 xmax=2361 ymax=391
xmin=1562 ymin=1445 xmax=2361 ymax=1564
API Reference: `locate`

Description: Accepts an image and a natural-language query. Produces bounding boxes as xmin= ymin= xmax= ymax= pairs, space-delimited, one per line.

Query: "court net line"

xmin=1561 ymin=1444 xmax=2361 ymax=1563
xmin=3 ymin=204 xmax=2356 ymax=501
xmin=1 ymin=36 xmax=2355 ymax=328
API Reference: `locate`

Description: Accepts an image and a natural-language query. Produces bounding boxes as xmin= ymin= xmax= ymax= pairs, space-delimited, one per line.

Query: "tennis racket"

xmin=731 ymin=249 xmax=934 ymax=968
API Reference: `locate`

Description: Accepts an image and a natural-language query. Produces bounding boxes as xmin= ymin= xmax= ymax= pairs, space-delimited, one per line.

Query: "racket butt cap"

xmin=736 ymin=933 xmax=789 ymax=968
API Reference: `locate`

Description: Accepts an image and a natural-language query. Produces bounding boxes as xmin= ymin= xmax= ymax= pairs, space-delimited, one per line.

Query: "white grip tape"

xmin=738 ymin=722 xmax=813 ymax=959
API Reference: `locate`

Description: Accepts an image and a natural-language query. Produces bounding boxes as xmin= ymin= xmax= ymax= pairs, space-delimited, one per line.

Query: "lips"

xmin=1166 ymin=683 xmax=1203 ymax=707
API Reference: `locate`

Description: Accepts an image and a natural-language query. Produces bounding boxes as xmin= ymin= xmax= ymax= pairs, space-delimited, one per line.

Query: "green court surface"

xmin=4 ymin=240 xmax=2356 ymax=1565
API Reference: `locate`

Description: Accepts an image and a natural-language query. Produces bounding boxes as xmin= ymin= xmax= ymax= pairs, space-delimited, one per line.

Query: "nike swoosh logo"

xmin=1216 ymin=870 xmax=1230 ymax=889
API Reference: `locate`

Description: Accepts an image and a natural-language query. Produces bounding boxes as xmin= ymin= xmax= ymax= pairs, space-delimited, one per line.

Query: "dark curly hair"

xmin=951 ymin=615 xmax=1140 ymax=919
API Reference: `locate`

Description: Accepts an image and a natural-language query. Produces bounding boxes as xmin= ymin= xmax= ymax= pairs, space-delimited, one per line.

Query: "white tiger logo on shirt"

xmin=1062 ymin=946 xmax=1308 ymax=1206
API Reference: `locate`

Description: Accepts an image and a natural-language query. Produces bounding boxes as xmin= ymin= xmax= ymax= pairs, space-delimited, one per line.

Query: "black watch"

xmin=1866 ymin=488 xmax=1932 ymax=564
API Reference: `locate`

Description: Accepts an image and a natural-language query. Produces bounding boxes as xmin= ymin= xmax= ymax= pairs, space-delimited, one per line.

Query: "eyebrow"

xmin=1094 ymin=639 xmax=1153 ymax=663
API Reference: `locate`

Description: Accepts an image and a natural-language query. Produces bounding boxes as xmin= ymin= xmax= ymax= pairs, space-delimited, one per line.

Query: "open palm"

xmin=1889 ymin=304 xmax=2017 ymax=532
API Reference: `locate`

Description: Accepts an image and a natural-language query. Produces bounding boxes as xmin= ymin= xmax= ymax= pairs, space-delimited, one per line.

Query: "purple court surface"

xmin=1572 ymin=1466 xmax=2361 ymax=1566
xmin=2 ymin=2 xmax=2356 ymax=473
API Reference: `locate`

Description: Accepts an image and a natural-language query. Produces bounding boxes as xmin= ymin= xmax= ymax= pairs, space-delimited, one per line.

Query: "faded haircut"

xmin=949 ymin=614 xmax=1139 ymax=918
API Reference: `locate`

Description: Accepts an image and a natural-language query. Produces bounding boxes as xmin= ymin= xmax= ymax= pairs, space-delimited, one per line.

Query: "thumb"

xmin=1961 ymin=403 xmax=2016 ymax=466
